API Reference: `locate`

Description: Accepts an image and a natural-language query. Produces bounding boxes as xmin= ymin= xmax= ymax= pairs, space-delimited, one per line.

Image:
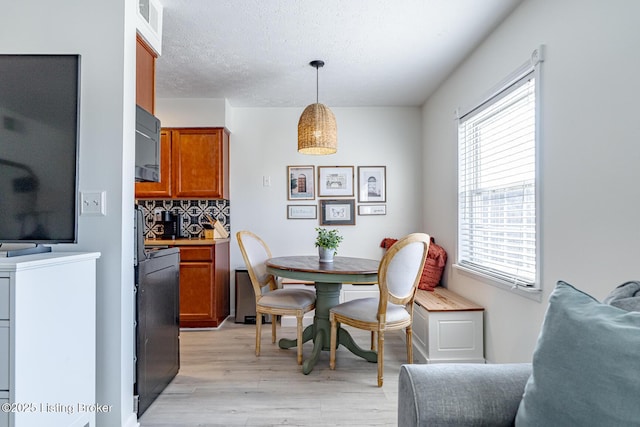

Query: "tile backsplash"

xmin=137 ymin=199 xmax=230 ymax=239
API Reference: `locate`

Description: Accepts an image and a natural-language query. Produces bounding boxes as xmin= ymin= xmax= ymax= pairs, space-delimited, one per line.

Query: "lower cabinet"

xmin=0 ymin=394 xmax=7 ymax=427
xmin=177 ymin=241 xmax=229 ymax=327
xmin=0 ymin=325 xmax=7 ymax=427
xmin=0 ymin=326 xmax=8 ymax=391
xmin=0 ymin=279 xmax=8 ymax=398
xmin=0 ymin=252 xmax=99 ymax=427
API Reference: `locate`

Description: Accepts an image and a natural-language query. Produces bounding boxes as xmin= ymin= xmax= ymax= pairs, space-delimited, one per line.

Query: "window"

xmin=457 ymin=53 xmax=541 ymax=289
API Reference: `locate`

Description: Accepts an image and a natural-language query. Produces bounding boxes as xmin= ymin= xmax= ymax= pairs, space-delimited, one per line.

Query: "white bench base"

xmin=412 ymin=288 xmax=485 ymax=364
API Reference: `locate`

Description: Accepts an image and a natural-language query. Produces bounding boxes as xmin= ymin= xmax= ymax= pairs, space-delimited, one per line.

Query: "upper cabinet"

xmin=136 ymin=35 xmax=156 ymax=113
xmin=172 ymin=128 xmax=230 ymax=199
xmin=136 ymin=128 xmax=230 ymax=200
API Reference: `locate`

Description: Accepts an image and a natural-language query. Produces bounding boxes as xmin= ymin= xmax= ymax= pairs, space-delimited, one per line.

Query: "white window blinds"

xmin=458 ymin=70 xmax=537 ymax=286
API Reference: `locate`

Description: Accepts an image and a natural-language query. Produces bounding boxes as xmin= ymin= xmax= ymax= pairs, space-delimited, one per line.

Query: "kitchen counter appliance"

xmin=157 ymin=210 xmax=183 ymax=240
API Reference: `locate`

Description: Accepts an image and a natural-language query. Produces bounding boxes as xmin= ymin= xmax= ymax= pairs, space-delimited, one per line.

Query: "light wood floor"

xmin=138 ymin=318 xmax=408 ymax=426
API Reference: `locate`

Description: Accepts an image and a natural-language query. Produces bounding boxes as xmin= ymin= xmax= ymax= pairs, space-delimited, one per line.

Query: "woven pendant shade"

xmin=298 ymin=102 xmax=337 ymax=155
xmin=298 ymin=60 xmax=337 ymax=155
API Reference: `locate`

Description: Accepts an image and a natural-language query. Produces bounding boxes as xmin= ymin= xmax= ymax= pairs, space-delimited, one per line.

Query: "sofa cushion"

xmin=399 ymin=363 xmax=532 ymax=427
xmin=515 ymin=281 xmax=640 ymax=426
xmin=603 ymin=280 xmax=640 ymax=312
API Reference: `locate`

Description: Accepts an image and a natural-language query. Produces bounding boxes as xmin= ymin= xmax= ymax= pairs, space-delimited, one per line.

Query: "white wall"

xmin=422 ymin=0 xmax=640 ymax=363
xmin=155 ymin=102 xmax=424 ymax=309
xmin=1 ymin=2 xmax=138 ymax=426
xmin=156 ymin=98 xmax=226 ymax=127
xmin=230 ymin=107 xmax=423 ymax=263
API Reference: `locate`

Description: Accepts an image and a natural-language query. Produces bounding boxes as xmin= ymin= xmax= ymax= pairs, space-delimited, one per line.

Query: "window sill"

xmin=453 ymin=263 xmax=543 ymax=302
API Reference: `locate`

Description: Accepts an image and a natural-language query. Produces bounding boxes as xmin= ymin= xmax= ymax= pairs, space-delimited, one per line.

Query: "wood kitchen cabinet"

xmin=135 ymin=127 xmax=230 ymax=199
xmin=171 ymin=128 xmax=229 ymax=198
xmin=136 ymin=34 xmax=156 ymax=113
xmin=177 ymin=241 xmax=230 ymax=328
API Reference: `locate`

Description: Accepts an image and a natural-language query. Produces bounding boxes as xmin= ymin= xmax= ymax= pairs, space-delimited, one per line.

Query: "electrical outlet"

xmin=154 ymin=208 xmax=163 ymax=221
xmin=80 ymin=191 xmax=106 ymax=216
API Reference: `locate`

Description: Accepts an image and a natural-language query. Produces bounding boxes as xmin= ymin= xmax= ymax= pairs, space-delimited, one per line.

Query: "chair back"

xmin=377 ymin=233 xmax=430 ymax=312
xmin=236 ymin=231 xmax=278 ymax=299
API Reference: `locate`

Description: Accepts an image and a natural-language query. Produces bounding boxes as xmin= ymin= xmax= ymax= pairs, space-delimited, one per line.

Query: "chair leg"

xmin=256 ymin=310 xmax=262 ymax=357
xmin=329 ymin=312 xmax=337 ymax=370
xmin=271 ymin=315 xmax=277 ymax=343
xmin=296 ymin=313 xmax=303 ymax=365
xmin=377 ymin=330 xmax=384 ymax=387
xmin=370 ymin=331 xmax=375 ymax=350
xmin=406 ymin=326 xmax=413 ymax=363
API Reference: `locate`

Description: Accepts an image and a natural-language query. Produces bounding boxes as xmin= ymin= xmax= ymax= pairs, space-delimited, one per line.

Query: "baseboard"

xmin=124 ymin=412 xmax=140 ymax=427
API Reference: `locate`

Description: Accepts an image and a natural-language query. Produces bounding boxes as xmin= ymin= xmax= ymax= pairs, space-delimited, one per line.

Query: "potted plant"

xmin=315 ymin=227 xmax=343 ymax=263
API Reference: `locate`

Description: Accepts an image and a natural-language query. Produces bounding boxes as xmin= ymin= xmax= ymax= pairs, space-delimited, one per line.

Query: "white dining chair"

xmin=236 ymin=230 xmax=316 ymax=365
xmin=329 ymin=232 xmax=430 ymax=386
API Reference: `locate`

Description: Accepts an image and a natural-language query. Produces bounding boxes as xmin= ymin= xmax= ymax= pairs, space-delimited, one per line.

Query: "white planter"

xmin=318 ymin=247 xmax=336 ymax=263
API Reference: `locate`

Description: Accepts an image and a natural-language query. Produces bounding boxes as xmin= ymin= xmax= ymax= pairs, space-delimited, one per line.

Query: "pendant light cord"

xmin=310 ymin=60 xmax=324 ymax=104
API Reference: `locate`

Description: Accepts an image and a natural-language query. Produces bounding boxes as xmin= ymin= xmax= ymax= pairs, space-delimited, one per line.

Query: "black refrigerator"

xmin=134 ymin=205 xmax=180 ymax=416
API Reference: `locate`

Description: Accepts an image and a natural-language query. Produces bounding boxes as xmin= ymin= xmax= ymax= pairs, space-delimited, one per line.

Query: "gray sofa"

xmin=398 ymin=363 xmax=531 ymax=426
xmin=397 ymin=281 xmax=640 ymax=427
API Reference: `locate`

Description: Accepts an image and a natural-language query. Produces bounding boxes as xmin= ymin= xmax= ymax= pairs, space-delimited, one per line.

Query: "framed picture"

xmin=358 ymin=166 xmax=386 ymax=203
xmin=318 ymin=166 xmax=354 ymax=197
xmin=319 ymin=199 xmax=356 ymax=226
xmin=358 ymin=204 xmax=386 ymax=215
xmin=288 ymin=165 xmax=315 ymax=200
xmin=287 ymin=205 xmax=317 ymax=219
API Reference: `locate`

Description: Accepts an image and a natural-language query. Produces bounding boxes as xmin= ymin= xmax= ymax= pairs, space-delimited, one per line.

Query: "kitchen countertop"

xmin=145 ymin=238 xmax=230 ymax=246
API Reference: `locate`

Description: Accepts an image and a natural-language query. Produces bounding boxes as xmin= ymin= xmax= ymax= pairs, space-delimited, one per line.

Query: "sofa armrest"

xmin=398 ymin=363 xmax=532 ymax=427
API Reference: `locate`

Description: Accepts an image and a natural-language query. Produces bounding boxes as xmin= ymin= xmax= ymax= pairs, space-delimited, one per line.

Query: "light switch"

xmin=263 ymin=176 xmax=271 ymax=187
xmin=81 ymin=191 xmax=106 ymax=216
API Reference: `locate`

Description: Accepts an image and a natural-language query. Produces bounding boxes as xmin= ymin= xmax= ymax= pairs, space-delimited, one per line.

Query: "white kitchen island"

xmin=0 ymin=251 xmax=100 ymax=427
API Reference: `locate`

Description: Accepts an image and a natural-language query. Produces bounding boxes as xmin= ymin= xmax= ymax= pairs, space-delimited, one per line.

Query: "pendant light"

xmin=298 ymin=60 xmax=337 ymax=155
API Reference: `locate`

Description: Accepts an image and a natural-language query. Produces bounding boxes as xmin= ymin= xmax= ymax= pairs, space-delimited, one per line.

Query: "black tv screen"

xmin=0 ymin=54 xmax=80 ymax=243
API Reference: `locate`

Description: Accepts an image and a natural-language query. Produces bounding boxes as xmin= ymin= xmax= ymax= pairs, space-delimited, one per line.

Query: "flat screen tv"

xmin=0 ymin=54 xmax=80 ymax=253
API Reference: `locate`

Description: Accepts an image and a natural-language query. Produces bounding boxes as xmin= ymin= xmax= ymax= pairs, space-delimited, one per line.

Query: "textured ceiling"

xmin=155 ymin=0 xmax=523 ymax=108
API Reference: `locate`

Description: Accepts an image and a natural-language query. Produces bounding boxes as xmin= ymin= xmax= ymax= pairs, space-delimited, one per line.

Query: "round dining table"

xmin=266 ymin=255 xmax=380 ymax=374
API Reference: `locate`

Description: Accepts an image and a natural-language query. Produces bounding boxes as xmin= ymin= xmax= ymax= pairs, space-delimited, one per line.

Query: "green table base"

xmin=279 ymin=282 xmax=377 ymax=374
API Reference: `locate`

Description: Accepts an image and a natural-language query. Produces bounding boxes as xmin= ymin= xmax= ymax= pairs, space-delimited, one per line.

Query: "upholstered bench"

xmin=412 ymin=287 xmax=485 ymax=363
